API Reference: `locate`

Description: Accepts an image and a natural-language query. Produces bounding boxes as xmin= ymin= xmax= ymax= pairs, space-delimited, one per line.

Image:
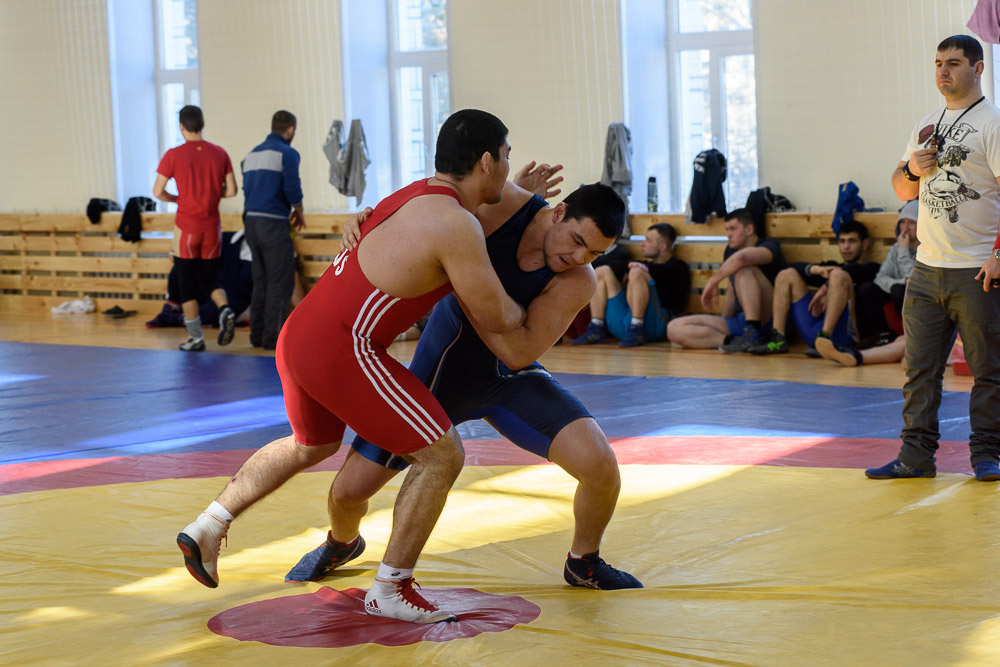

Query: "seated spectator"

xmin=667 ymin=208 xmax=787 ymax=352
xmin=854 ymin=200 xmax=918 ymax=347
xmin=748 ymin=220 xmax=879 ymax=355
xmin=571 ymin=223 xmax=690 ymax=347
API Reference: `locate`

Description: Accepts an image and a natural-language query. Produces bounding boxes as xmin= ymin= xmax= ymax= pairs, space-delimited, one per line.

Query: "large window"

xmin=155 ymin=0 xmax=200 ymax=154
xmin=671 ymin=0 xmax=757 ymax=213
xmin=388 ymin=0 xmax=450 ymax=189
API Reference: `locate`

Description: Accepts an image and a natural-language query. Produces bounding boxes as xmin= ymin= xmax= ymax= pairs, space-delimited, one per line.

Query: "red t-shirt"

xmin=156 ymin=140 xmax=233 ymax=232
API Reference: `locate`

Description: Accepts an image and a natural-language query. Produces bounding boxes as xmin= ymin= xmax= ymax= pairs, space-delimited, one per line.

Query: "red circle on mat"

xmin=208 ymin=586 xmax=541 ymax=647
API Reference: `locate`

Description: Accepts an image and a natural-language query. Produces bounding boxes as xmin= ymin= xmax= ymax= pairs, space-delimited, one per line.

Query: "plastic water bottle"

xmin=647 ymin=176 xmax=658 ymax=212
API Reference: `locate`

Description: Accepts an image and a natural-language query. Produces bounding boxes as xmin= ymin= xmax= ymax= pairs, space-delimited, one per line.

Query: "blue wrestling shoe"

xmin=864 ymin=459 xmax=936 ymax=479
xmin=974 ymin=462 xmax=1000 ymax=482
xmin=285 ymin=532 xmax=366 ymax=582
xmin=618 ymin=324 xmax=644 ymax=348
xmin=571 ymin=322 xmax=607 ymax=345
xmin=563 ymin=551 xmax=643 ymax=590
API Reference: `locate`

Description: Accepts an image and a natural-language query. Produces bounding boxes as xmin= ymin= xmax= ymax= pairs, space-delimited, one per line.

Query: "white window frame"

xmin=665 ymin=2 xmax=757 ymax=212
xmin=386 ymin=0 xmax=452 ymax=190
xmin=153 ymin=0 xmax=202 ymax=157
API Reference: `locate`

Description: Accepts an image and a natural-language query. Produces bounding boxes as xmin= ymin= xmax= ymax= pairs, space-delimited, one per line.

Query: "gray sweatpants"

xmin=898 ymin=261 xmax=1000 ymax=471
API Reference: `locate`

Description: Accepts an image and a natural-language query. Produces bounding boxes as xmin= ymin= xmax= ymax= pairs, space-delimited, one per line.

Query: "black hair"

xmin=434 ymin=109 xmax=508 ymax=177
xmin=837 ymin=219 xmax=869 ymax=241
xmin=561 ymin=183 xmax=626 ymax=240
xmin=179 ymin=105 xmax=204 ymax=133
xmin=938 ymin=35 xmax=984 ymax=65
xmin=272 ymin=110 xmax=297 ymax=134
xmin=725 ymin=207 xmax=756 ymax=235
xmin=648 ymin=222 xmax=678 ymax=248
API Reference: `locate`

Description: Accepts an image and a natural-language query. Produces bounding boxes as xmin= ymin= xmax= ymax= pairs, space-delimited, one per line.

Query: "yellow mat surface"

xmin=4 ymin=464 xmax=1000 ymax=665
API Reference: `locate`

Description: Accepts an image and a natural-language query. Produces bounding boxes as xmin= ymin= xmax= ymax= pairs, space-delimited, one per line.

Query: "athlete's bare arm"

xmin=436 ymin=210 xmax=526 ymax=333
xmin=471 ymin=266 xmax=597 ymax=369
xmin=359 ymin=196 xmax=525 ymax=333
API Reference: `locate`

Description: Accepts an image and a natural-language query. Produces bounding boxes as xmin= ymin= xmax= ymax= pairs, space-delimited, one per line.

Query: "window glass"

xmin=723 ymin=53 xmax=757 ymax=211
xmin=678 ymin=49 xmax=712 ymax=203
xmin=397 ymin=66 xmax=426 ymax=183
xmin=396 ymin=0 xmax=448 ymax=51
xmin=160 ymin=0 xmax=198 ymax=69
xmin=429 ymin=71 xmax=450 ymax=138
xmin=677 ymin=0 xmax=751 ymax=33
xmin=161 ymin=82 xmax=186 ymax=149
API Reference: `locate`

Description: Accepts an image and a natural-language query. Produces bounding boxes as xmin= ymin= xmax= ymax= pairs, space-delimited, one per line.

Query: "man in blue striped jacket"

xmin=241 ymin=110 xmax=305 ymax=350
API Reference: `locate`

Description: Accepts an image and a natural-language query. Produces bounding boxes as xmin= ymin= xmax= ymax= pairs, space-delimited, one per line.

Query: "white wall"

xmin=449 ymin=0 xmax=624 ymax=200
xmin=756 ymin=0 xmax=983 ymax=213
xmin=0 ymin=0 xmax=117 ymax=212
xmin=0 ymin=0 xmax=993 ymax=216
xmin=198 ymin=0 xmax=349 ymax=213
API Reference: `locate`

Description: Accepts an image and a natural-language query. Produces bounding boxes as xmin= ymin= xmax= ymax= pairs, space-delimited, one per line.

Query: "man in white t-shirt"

xmin=866 ymin=34 xmax=1000 ymax=481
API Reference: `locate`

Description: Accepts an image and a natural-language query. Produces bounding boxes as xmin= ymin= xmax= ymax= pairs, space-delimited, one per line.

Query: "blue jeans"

xmin=899 ymin=262 xmax=1000 ymax=470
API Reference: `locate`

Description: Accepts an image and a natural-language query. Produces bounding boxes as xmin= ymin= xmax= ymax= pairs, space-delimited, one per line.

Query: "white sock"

xmin=184 ymin=316 xmax=204 ymax=341
xmin=569 ymin=550 xmax=584 ymax=559
xmin=631 ymin=317 xmax=644 ymax=327
xmin=206 ymin=501 xmax=234 ymax=522
xmin=591 ymin=317 xmax=604 ymax=326
xmin=376 ymin=562 xmax=414 ymax=581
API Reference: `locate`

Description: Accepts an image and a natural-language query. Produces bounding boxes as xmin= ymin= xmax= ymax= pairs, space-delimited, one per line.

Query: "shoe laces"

xmin=203 ymin=512 xmax=229 ymax=549
xmin=393 ymin=578 xmax=439 ymax=612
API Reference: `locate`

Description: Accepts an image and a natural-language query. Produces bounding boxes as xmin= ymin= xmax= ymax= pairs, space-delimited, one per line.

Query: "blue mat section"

xmin=0 ymin=342 xmax=974 ymax=464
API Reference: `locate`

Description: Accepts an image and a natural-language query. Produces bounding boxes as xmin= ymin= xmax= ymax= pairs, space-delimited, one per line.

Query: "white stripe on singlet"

xmin=351 ymin=289 xmax=445 ymax=444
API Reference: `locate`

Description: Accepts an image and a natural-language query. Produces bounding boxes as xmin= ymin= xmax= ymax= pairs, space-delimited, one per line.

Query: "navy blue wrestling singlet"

xmin=352 ymin=194 xmax=593 ymax=469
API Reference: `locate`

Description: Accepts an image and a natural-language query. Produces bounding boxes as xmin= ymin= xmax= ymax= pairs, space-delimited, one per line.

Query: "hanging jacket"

xmin=119 ymin=196 xmax=155 ymax=243
xmin=831 ymin=181 xmax=865 ymax=236
xmin=323 ymin=119 xmax=371 ymax=206
xmin=600 ymin=122 xmax=633 ymax=237
xmin=688 ymin=149 xmax=727 ymax=223
xmin=86 ymin=198 xmax=121 ymax=224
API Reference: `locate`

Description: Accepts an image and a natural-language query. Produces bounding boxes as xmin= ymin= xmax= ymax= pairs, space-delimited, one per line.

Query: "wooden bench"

xmin=0 ymin=210 xmax=899 ymax=316
xmin=0 ymin=213 xmax=351 ymax=314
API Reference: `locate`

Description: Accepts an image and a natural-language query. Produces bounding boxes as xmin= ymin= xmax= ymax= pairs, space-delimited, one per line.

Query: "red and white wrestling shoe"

xmin=363 ymin=577 xmax=457 ymax=624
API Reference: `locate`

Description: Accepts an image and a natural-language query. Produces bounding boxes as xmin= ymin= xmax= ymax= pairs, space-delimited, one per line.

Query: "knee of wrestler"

xmin=775 ymin=267 xmax=797 ymax=285
xmin=421 ymin=427 xmax=466 ymax=480
xmin=292 ymin=437 xmax=341 ymax=467
xmin=581 ymin=443 xmax=621 ymax=493
xmin=828 ymin=268 xmax=851 ymax=290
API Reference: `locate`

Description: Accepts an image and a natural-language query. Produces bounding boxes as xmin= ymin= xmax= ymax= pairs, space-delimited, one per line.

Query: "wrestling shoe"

xmin=285 ymin=533 xmax=366 ymax=582
xmin=217 ymin=306 xmax=236 ymax=346
xmin=864 ymin=459 xmax=936 ymax=479
xmin=618 ymin=323 xmax=645 ymax=348
xmin=803 ymin=346 xmax=821 ymax=358
xmin=364 ymin=577 xmax=457 ymax=624
xmin=178 ymin=338 xmax=206 ymax=352
xmin=974 ymin=462 xmax=1000 ymax=482
xmin=748 ymin=329 xmax=788 ymax=355
xmin=177 ymin=511 xmax=230 ymax=588
xmin=815 ymin=337 xmax=863 ymax=367
xmin=571 ymin=322 xmax=607 ymax=345
xmin=719 ymin=325 xmax=759 ymax=354
xmin=563 ymin=551 xmax=643 ymax=590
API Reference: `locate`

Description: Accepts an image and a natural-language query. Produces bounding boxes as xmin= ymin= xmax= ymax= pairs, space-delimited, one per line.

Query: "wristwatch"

xmin=993 ymin=248 xmax=1000 ymax=261
xmin=901 ymin=160 xmax=920 ymax=182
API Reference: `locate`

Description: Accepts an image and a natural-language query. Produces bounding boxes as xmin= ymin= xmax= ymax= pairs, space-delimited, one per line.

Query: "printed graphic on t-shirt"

xmin=917 ymin=122 xmax=982 ymax=223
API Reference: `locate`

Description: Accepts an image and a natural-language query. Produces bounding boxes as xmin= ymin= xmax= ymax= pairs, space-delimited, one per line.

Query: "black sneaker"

xmin=563 ymin=551 xmax=643 ymax=590
xmin=803 ymin=347 xmax=821 ymax=358
xmin=719 ymin=325 xmax=759 ymax=354
xmin=285 ymin=533 xmax=366 ymax=582
xmin=179 ymin=338 xmax=206 ymax=352
xmin=218 ymin=307 xmax=236 ymax=346
xmin=748 ymin=330 xmax=788 ymax=355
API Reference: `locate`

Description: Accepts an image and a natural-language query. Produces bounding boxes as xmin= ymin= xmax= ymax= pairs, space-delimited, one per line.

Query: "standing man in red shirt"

xmin=154 ymin=105 xmax=239 ymax=352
